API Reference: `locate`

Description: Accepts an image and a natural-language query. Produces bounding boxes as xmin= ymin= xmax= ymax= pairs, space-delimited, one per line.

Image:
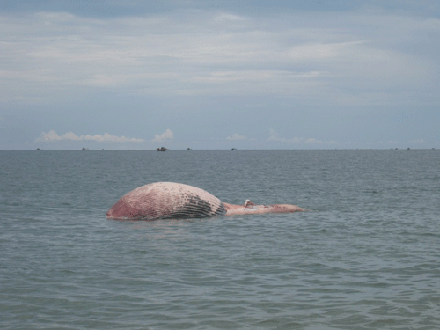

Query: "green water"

xmin=1 ymin=150 xmax=439 ymax=329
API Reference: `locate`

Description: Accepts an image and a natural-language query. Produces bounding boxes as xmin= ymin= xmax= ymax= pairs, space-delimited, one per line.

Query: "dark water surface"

xmin=1 ymin=150 xmax=440 ymax=329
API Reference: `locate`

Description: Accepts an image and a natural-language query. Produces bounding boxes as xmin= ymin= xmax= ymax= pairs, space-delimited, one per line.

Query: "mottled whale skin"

xmin=106 ymin=182 xmax=226 ymax=220
xmin=106 ymin=182 xmax=303 ymax=220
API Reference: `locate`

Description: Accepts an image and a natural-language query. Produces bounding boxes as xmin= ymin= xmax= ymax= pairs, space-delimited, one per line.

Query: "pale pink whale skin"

xmin=222 ymin=202 xmax=304 ymax=216
xmin=106 ymin=182 xmax=303 ymax=220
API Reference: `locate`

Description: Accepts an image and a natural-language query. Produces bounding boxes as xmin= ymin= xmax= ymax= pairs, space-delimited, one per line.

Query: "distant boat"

xmin=82 ymin=148 xmax=89 ymax=151
xmin=157 ymin=147 xmax=167 ymax=151
xmin=187 ymin=148 xmax=192 ymax=150
xmin=231 ymin=148 xmax=237 ymax=150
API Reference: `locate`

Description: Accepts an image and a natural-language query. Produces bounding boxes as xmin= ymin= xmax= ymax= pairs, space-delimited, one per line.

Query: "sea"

xmin=1 ymin=150 xmax=439 ymax=329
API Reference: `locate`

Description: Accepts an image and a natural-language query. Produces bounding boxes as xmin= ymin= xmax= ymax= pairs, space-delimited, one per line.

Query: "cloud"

xmin=267 ymin=129 xmax=303 ymax=143
xmin=267 ymin=129 xmax=287 ymax=142
xmin=2 ymin=9 xmax=437 ymax=107
xmin=151 ymin=128 xmax=174 ymax=142
xmin=286 ymin=41 xmax=366 ymax=61
xmin=267 ymin=129 xmax=335 ymax=144
xmin=226 ymin=133 xmax=247 ymax=141
xmin=34 ymin=130 xmax=144 ymax=143
xmin=214 ymin=12 xmax=246 ymax=22
xmin=304 ymin=138 xmax=322 ymax=144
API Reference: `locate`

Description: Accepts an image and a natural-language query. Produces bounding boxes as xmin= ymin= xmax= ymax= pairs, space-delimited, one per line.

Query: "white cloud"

xmin=267 ymin=129 xmax=286 ymax=142
xmin=151 ymin=128 xmax=174 ymax=142
xmin=267 ymin=129 xmax=303 ymax=143
xmin=304 ymin=137 xmax=336 ymax=144
xmin=1 ymin=9 xmax=437 ymax=108
xmin=267 ymin=129 xmax=335 ymax=144
xmin=226 ymin=133 xmax=247 ymax=141
xmin=304 ymin=138 xmax=321 ymax=144
xmin=214 ymin=12 xmax=246 ymax=22
xmin=290 ymin=137 xmax=304 ymax=143
xmin=34 ymin=130 xmax=144 ymax=143
xmin=286 ymin=41 xmax=365 ymax=61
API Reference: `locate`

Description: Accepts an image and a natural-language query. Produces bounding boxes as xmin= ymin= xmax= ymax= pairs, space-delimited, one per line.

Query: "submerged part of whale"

xmin=106 ymin=182 xmax=226 ymax=220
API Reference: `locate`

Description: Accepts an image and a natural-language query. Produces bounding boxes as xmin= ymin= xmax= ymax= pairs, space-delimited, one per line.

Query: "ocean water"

xmin=1 ymin=150 xmax=439 ymax=329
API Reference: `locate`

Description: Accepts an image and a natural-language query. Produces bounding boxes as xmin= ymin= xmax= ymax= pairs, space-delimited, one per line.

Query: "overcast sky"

xmin=1 ymin=0 xmax=439 ymax=150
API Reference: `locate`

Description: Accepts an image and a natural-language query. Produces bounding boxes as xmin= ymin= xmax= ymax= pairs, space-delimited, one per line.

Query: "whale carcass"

xmin=106 ymin=182 xmax=303 ymax=220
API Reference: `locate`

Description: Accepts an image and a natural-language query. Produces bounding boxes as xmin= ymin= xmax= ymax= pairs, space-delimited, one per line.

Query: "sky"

xmin=1 ymin=0 xmax=439 ymax=150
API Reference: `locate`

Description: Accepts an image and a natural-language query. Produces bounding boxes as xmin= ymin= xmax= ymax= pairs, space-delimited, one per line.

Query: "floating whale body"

xmin=106 ymin=182 xmax=303 ymax=220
